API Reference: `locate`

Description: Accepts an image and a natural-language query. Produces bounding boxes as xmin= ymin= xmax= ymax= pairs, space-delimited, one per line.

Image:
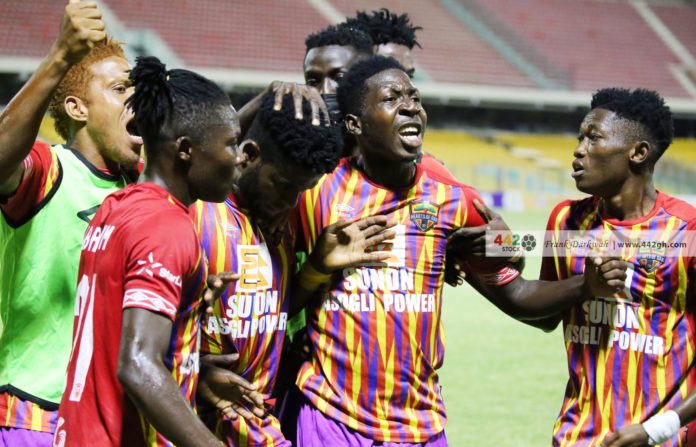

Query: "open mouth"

xmin=126 ymin=119 xmax=144 ymax=147
xmin=398 ymin=122 xmax=423 ymax=149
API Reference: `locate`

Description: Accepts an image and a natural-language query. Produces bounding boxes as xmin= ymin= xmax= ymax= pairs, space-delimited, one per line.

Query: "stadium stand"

xmin=0 ymin=0 xmax=64 ymax=58
xmin=651 ymin=4 xmax=696 ymax=67
xmin=328 ymin=0 xmax=535 ymax=87
xmin=104 ymin=0 xmax=327 ymax=72
xmin=460 ymin=0 xmax=691 ymax=97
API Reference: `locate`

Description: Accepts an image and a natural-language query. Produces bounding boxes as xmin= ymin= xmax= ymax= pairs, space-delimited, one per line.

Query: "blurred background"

xmin=1 ymin=1 xmax=695 ymax=445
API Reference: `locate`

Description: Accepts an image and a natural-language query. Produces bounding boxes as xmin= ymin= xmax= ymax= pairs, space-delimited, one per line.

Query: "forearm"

xmin=290 ymin=256 xmax=332 ymax=316
xmin=237 ymin=86 xmax=270 ymax=138
xmin=119 ymin=356 xmax=221 ymax=447
xmin=0 ymin=46 xmax=71 ymax=188
xmin=483 ymin=275 xmax=587 ymax=320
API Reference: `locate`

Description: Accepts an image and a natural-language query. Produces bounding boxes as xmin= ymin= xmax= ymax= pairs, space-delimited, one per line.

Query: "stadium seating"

xmin=651 ymin=4 xmax=696 ymax=67
xmin=0 ymin=0 xmax=65 ymax=57
xmin=460 ymin=0 xmax=690 ymax=97
xmin=102 ymin=0 xmax=328 ymax=72
xmin=327 ymin=0 xmax=534 ymax=87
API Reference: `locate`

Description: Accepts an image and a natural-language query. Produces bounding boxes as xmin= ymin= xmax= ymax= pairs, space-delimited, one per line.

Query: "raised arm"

xmin=118 ymin=308 xmax=222 ymax=447
xmin=0 ymin=0 xmax=105 ymax=195
xmin=237 ymin=81 xmax=329 ymax=137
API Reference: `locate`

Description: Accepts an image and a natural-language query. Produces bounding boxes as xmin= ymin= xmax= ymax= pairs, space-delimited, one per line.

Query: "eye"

xmin=114 ymin=84 xmax=127 ymax=94
xmin=382 ymin=96 xmax=396 ymax=103
xmin=305 ymin=77 xmax=319 ymax=87
xmin=412 ymin=95 xmax=421 ymax=103
xmin=577 ymin=134 xmax=584 ymax=142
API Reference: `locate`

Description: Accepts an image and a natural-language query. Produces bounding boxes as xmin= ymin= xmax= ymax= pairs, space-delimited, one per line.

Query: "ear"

xmin=176 ymin=136 xmax=193 ymax=162
xmin=344 ymin=114 xmax=362 ymax=136
xmin=239 ymin=139 xmax=261 ymax=166
xmin=64 ymin=96 xmax=88 ymax=123
xmin=628 ymin=140 xmax=651 ymax=165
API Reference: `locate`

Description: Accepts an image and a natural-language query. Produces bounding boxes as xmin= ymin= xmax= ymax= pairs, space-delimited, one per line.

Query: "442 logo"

xmin=488 ymin=232 xmax=537 ymax=255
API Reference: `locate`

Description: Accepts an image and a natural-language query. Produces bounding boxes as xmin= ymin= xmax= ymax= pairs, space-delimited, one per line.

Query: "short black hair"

xmin=591 ymin=87 xmax=674 ymax=162
xmin=246 ymin=92 xmax=343 ymax=175
xmin=127 ymin=56 xmax=231 ymax=157
xmin=345 ymin=9 xmax=422 ymax=49
xmin=305 ymin=23 xmax=373 ymax=55
xmin=337 ymin=56 xmax=406 ymax=117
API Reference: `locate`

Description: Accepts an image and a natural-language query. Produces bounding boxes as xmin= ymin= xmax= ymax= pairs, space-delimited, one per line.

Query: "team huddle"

xmin=0 ymin=1 xmax=695 ymax=447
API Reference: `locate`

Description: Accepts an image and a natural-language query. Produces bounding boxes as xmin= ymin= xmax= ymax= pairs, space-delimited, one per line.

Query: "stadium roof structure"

xmin=1 ymin=0 xmax=696 ymax=115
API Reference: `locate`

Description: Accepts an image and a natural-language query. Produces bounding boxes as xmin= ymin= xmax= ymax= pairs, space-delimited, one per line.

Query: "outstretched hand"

xmin=198 ymin=354 xmax=266 ymax=421
xmin=203 ymin=272 xmax=239 ymax=318
xmin=584 ymin=255 xmax=627 ymax=297
xmin=270 ymin=81 xmax=330 ymax=126
xmin=310 ymin=216 xmax=397 ymax=273
xmin=601 ymin=424 xmax=650 ymax=447
xmin=57 ymin=1 xmax=107 ymax=65
xmin=447 ymin=199 xmax=514 ymax=258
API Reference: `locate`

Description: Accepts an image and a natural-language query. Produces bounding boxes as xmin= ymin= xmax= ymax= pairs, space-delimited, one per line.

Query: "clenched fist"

xmin=55 ymin=0 xmax=107 ymax=65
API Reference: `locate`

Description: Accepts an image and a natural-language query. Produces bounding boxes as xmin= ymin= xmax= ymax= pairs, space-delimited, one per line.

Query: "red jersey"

xmin=55 ymin=183 xmax=207 ymax=447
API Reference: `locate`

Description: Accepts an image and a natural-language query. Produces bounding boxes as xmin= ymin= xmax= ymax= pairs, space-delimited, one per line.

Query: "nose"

xmin=573 ymin=139 xmax=587 ymax=158
xmin=399 ymin=98 xmax=421 ymax=116
xmin=321 ymin=77 xmax=337 ymax=95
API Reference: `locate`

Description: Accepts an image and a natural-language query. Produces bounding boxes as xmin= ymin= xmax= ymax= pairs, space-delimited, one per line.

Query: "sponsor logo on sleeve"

xmin=124 ymin=289 xmax=177 ymax=317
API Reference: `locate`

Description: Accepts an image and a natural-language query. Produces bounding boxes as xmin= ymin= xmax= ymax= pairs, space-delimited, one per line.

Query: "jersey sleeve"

xmin=455 ymin=185 xmax=521 ymax=286
xmin=122 ymin=211 xmax=199 ymax=321
xmin=0 ymin=141 xmax=60 ymax=224
xmin=539 ymin=201 xmax=571 ymax=281
xmin=296 ymin=185 xmax=321 ymax=253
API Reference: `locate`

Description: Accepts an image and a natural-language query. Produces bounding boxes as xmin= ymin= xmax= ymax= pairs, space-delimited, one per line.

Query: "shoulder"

xmin=660 ymin=193 xmax=696 ymax=223
xmin=546 ymin=196 xmax=598 ymax=228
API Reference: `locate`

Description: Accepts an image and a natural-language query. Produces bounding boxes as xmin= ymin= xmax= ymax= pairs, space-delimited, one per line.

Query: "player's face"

xmin=82 ymin=56 xmax=143 ymax=171
xmin=304 ymin=45 xmax=362 ymax=95
xmin=188 ymin=106 xmax=241 ymax=203
xmin=354 ymin=69 xmax=426 ymax=164
xmin=376 ymin=43 xmax=415 ymax=77
xmin=572 ymin=108 xmax=633 ymax=196
xmin=238 ymin=159 xmax=320 ymax=232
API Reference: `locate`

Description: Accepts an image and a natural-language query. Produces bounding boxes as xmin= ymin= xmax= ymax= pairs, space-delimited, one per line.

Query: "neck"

xmin=69 ymin=130 xmax=120 ymax=174
xmin=600 ymin=176 xmax=657 ymax=221
xmin=140 ymin=155 xmax=193 ymax=207
xmin=360 ymin=153 xmax=417 ymax=188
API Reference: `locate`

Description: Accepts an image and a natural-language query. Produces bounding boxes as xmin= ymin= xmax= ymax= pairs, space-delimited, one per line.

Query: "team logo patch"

xmin=636 ymin=245 xmax=665 ymax=273
xmin=409 ymin=200 xmax=440 ymax=232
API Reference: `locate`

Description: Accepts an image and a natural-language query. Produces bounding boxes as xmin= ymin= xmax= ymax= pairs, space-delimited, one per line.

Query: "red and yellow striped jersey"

xmin=296 ymin=158 xmax=518 ymax=442
xmin=191 ymin=196 xmax=294 ymax=447
xmin=541 ymin=192 xmax=696 ymax=447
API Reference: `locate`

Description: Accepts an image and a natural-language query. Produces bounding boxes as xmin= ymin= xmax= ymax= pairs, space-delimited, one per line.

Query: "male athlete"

xmin=534 ymin=88 xmax=696 ymax=447
xmin=345 ymin=8 xmax=421 ymax=77
xmin=192 ymin=92 xmax=395 ymax=447
xmin=0 ymin=2 xmax=140 ymax=444
xmin=293 ymin=56 xmax=626 ymax=446
xmin=55 ymin=56 xmax=239 ymax=446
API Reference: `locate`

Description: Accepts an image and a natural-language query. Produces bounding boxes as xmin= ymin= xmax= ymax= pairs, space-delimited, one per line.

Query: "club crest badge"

xmin=409 ymin=200 xmax=440 ymax=232
xmin=636 ymin=245 xmax=665 ymax=273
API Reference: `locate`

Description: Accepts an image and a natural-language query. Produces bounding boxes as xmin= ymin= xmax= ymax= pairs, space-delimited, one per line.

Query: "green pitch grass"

xmin=439 ymin=210 xmax=568 ymax=446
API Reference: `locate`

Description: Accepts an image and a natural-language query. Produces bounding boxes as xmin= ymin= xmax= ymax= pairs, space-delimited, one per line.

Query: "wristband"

xmin=642 ymin=410 xmax=680 ymax=445
xmin=298 ymin=261 xmax=332 ymax=290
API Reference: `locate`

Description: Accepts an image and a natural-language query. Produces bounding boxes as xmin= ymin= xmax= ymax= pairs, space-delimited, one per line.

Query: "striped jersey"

xmin=541 ymin=192 xmax=696 ymax=447
xmin=56 ymin=183 xmax=207 ymax=447
xmin=295 ymin=158 xmax=519 ymax=442
xmin=192 ymin=196 xmax=293 ymax=447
